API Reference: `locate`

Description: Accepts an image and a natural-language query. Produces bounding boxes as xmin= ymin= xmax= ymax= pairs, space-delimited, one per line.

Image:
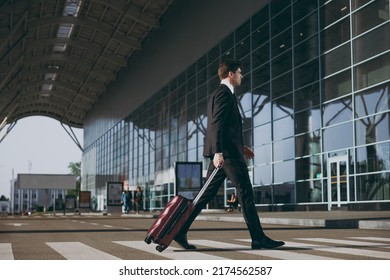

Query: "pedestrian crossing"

xmin=1 ymin=236 xmax=390 ymax=260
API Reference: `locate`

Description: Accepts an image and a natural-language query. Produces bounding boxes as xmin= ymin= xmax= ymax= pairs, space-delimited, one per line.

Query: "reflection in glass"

xmin=355 ymin=113 xmax=390 ymax=146
xmin=253 ymin=123 xmax=271 ymax=146
xmin=273 ymin=183 xmax=295 ymax=204
xmin=253 ymin=186 xmax=272 ymax=204
xmin=354 ymin=52 xmax=390 ymax=90
xmin=353 ymin=0 xmax=389 ymax=36
xmin=322 ymin=69 xmax=352 ymax=102
xmin=356 ymin=172 xmax=390 ymax=200
xmin=295 ymin=108 xmax=321 ymax=134
xmin=320 ymin=18 xmax=350 ymax=52
xmin=356 ymin=142 xmax=390 ymax=174
xmin=322 ymin=44 xmax=351 ymax=77
xmin=253 ymin=86 xmax=271 ymax=126
xmin=273 ymin=115 xmax=294 ymax=141
xmin=355 ymin=83 xmax=389 ymax=117
xmin=296 ymin=180 xmax=323 ymax=203
xmin=273 ymin=137 xmax=294 ymax=161
xmin=353 ymin=24 xmax=389 ymax=64
xmin=295 ymin=82 xmax=320 ymax=111
xmin=253 ymin=165 xmax=272 ymax=185
xmin=323 ymin=122 xmax=353 ymax=151
xmin=294 ymin=36 xmax=318 ymax=67
xmin=271 ymin=28 xmax=291 ymax=58
xmin=274 ymin=160 xmax=295 ymax=183
xmin=322 ymin=96 xmax=352 ymax=127
xmin=295 ymin=130 xmax=321 ymax=157
xmin=273 ymin=93 xmax=293 ymax=120
xmin=253 ymin=144 xmax=271 ymax=165
xmin=319 ymin=0 xmax=349 ymax=29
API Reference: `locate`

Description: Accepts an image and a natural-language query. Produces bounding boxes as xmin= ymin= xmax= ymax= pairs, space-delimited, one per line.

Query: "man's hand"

xmin=243 ymin=145 xmax=255 ymax=160
xmin=213 ymin=153 xmax=224 ymax=168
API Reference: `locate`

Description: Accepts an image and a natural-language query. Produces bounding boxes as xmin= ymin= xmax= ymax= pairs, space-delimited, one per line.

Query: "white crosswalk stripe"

xmin=2 ymin=237 xmax=390 ymax=260
xmin=0 ymin=243 xmax=14 ymax=260
xmin=114 ymin=241 xmax=229 ymax=260
xmin=238 ymin=237 xmax=390 ymax=259
xmin=46 ymin=242 xmax=120 ymax=260
xmin=190 ymin=239 xmax=337 ymax=260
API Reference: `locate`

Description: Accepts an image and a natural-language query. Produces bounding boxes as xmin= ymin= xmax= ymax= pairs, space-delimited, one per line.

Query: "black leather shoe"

xmin=252 ymin=236 xmax=285 ymax=249
xmin=174 ymin=234 xmax=197 ymax=250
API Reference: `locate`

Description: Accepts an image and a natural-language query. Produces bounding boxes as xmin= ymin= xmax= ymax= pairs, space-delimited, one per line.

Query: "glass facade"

xmin=82 ymin=0 xmax=390 ymax=211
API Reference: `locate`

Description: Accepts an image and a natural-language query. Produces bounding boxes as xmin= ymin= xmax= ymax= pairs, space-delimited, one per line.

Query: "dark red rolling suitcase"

xmin=144 ymin=168 xmax=219 ymax=252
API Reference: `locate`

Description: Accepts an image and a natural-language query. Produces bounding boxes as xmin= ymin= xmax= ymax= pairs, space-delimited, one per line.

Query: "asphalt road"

xmin=1 ymin=214 xmax=390 ymax=260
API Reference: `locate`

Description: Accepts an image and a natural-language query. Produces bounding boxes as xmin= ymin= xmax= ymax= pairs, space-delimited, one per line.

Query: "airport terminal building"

xmin=80 ymin=0 xmax=390 ymax=212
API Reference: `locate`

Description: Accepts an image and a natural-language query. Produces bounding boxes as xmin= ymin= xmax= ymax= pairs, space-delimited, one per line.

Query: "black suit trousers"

xmin=179 ymin=156 xmax=265 ymax=241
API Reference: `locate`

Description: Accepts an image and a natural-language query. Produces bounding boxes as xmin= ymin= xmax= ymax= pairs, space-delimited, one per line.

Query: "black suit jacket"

xmin=203 ymin=84 xmax=244 ymax=159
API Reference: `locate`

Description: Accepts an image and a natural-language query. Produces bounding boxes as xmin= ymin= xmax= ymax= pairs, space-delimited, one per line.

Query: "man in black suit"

xmin=174 ymin=60 xmax=285 ymax=250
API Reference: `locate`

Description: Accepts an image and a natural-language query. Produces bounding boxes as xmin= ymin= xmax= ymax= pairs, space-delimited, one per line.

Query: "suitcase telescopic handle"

xmin=192 ymin=167 xmax=220 ymax=206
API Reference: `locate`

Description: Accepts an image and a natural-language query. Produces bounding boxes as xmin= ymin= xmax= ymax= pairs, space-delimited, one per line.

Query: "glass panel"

xmin=355 ymin=83 xmax=389 ymax=117
xmin=271 ymin=28 xmax=292 ymax=58
xmin=272 ymin=71 xmax=292 ymax=99
xmin=252 ymin=43 xmax=270 ymax=68
xmin=323 ymin=96 xmax=352 ymax=127
xmin=295 ymin=59 xmax=319 ymax=89
xmin=236 ymin=37 xmax=250 ymax=60
xmin=253 ymin=144 xmax=271 ymax=165
xmin=354 ymin=52 xmax=390 ymax=90
xmin=295 ymin=107 xmax=321 ymax=134
xmin=253 ymin=186 xmax=272 ymax=204
xmin=273 ymin=137 xmax=295 ymax=161
xmin=322 ymin=44 xmax=351 ymax=77
xmin=320 ymin=18 xmax=350 ymax=52
xmin=356 ymin=172 xmax=390 ymax=200
xmin=322 ymin=69 xmax=352 ymax=102
xmin=356 ymin=142 xmax=390 ymax=174
xmin=272 ymin=50 xmax=292 ymax=77
xmin=273 ymin=93 xmax=293 ymax=120
xmin=253 ymin=85 xmax=271 ymax=126
xmin=295 ymin=131 xmax=322 ymax=157
xmin=274 ymin=160 xmax=295 ymax=182
xmin=293 ymin=10 xmax=318 ymax=44
xmin=355 ymin=113 xmax=390 ymax=146
xmin=273 ymin=115 xmax=294 ymax=141
xmin=352 ymin=0 xmax=372 ymax=10
xmin=293 ymin=0 xmax=318 ymax=23
xmin=251 ymin=5 xmax=269 ymax=31
xmin=253 ymin=123 xmax=272 ymax=145
xmin=294 ymin=36 xmax=318 ymax=66
xmin=252 ymin=63 xmax=270 ymax=87
xmin=296 ymin=180 xmax=323 ymax=202
xmin=295 ymin=82 xmax=320 ymax=111
xmin=252 ymin=24 xmax=269 ymax=50
xmin=253 ymin=165 xmax=272 ymax=185
xmin=320 ymin=0 xmax=350 ymax=29
xmin=296 ymin=155 xmax=322 ymax=180
xmin=353 ymin=0 xmax=389 ymax=36
xmin=354 ymin=24 xmax=390 ymax=63
xmin=271 ymin=6 xmax=291 ymax=36
xmin=236 ymin=20 xmax=250 ymax=42
xmin=271 ymin=0 xmax=290 ymax=17
xmin=323 ymin=122 xmax=353 ymax=151
xmin=274 ymin=183 xmax=295 ymax=204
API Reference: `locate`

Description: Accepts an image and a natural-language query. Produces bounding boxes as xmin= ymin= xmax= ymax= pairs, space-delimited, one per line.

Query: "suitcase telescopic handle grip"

xmin=192 ymin=167 xmax=220 ymax=206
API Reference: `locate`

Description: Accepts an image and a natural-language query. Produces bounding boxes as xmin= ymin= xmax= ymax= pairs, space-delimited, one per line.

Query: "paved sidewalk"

xmin=195 ymin=210 xmax=390 ymax=230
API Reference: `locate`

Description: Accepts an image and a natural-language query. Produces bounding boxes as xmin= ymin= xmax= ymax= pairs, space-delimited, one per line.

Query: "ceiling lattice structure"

xmin=0 ymin=0 xmax=173 ymax=132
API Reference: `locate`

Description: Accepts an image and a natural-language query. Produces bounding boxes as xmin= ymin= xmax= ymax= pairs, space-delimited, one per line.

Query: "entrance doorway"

xmin=327 ymin=155 xmax=349 ymax=210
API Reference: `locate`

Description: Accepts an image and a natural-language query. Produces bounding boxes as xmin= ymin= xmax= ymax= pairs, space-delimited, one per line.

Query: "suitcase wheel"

xmin=156 ymin=245 xmax=167 ymax=252
xmin=144 ymin=234 xmax=153 ymax=244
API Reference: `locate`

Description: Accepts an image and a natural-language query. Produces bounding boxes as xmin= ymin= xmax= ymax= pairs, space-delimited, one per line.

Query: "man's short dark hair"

xmin=218 ymin=60 xmax=241 ymax=80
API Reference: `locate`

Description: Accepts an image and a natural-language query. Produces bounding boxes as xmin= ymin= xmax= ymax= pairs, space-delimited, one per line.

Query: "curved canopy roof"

xmin=0 ymin=0 xmax=173 ymax=129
